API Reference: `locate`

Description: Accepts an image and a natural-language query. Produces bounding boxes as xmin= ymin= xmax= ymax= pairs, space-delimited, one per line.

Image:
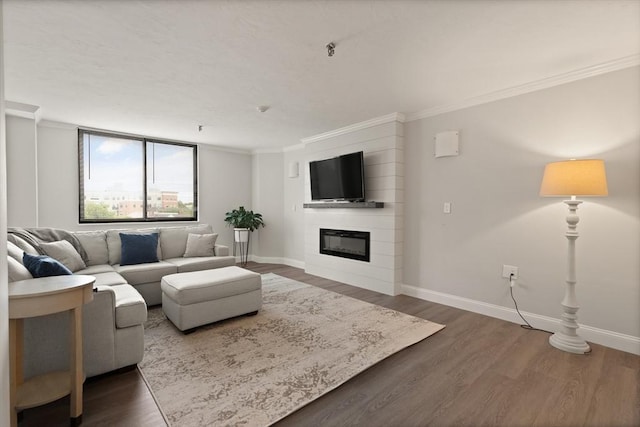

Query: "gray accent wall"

xmin=403 ymin=66 xmax=640 ymax=341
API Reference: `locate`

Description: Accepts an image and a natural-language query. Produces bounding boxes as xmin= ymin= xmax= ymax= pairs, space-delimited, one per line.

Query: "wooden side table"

xmin=9 ymin=275 xmax=95 ymax=427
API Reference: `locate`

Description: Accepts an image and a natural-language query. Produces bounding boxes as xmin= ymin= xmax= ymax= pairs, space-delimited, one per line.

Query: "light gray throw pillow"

xmin=41 ymin=240 xmax=87 ymax=272
xmin=183 ymin=233 xmax=218 ymax=257
xmin=160 ymin=225 xmax=212 ymax=259
xmin=74 ymin=231 xmax=109 ymax=266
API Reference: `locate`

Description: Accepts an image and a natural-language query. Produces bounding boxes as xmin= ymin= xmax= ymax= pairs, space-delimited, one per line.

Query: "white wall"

xmin=282 ymin=146 xmax=306 ymax=267
xmin=197 ymin=144 xmax=252 ymax=248
xmin=403 ymin=66 xmax=640 ymax=351
xmin=1 ymin=1 xmax=12 ymax=422
xmin=251 ymin=152 xmax=284 ymax=261
xmin=6 ymin=115 xmax=37 ymax=227
xmin=7 ymin=120 xmax=253 ymax=249
xmin=35 ymin=121 xmax=77 ymax=228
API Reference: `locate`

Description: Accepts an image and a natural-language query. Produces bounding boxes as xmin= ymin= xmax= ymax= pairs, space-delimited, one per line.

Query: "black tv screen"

xmin=310 ymin=151 xmax=365 ymax=201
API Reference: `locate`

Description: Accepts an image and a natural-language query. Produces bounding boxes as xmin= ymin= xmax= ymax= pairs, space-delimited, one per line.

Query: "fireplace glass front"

xmin=319 ymin=228 xmax=370 ymax=262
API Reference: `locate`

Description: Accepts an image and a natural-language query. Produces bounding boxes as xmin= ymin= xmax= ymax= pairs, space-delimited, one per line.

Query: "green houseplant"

xmin=224 ymin=206 xmax=265 ymax=232
xmin=224 ymin=206 xmax=265 ymax=266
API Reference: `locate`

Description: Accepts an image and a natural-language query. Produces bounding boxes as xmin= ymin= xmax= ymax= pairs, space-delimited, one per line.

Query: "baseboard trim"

xmin=246 ymin=255 xmax=305 ymax=269
xmin=401 ymin=284 xmax=640 ymax=355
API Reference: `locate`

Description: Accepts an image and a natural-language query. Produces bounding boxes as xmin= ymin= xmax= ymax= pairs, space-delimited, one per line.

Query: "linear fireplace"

xmin=319 ymin=228 xmax=370 ymax=262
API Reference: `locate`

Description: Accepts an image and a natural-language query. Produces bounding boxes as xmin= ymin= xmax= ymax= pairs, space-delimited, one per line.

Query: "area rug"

xmin=139 ymin=273 xmax=445 ymax=426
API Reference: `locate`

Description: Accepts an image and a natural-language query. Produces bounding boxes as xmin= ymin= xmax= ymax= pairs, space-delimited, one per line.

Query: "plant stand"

xmin=233 ymin=228 xmax=250 ymax=267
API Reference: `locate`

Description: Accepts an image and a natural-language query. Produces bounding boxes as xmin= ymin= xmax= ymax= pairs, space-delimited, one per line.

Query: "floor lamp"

xmin=539 ymin=159 xmax=608 ymax=354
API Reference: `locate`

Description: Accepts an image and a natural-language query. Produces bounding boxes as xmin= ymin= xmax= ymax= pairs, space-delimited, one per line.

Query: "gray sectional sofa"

xmin=6 ymin=224 xmax=236 ymax=378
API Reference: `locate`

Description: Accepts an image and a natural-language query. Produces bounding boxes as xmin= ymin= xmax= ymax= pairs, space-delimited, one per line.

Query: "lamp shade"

xmin=540 ymin=159 xmax=608 ymax=197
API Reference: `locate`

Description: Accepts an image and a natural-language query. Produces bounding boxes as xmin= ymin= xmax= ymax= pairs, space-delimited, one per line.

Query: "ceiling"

xmin=4 ymin=0 xmax=640 ymax=151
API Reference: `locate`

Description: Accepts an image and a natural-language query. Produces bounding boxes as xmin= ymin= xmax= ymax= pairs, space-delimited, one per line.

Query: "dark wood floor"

xmin=19 ymin=262 xmax=640 ymax=426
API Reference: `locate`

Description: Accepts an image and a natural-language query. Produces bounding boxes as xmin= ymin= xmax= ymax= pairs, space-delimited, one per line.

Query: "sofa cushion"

xmin=165 ymin=256 xmax=235 ymax=273
xmin=120 ymin=233 xmax=160 ymax=266
xmin=114 ymin=261 xmax=177 ymax=285
xmin=23 ymin=253 xmax=72 ymax=278
xmin=7 ymin=241 xmax=24 ymax=263
xmin=159 ymin=225 xmax=212 ymax=259
xmin=214 ymin=244 xmax=230 ymax=257
xmin=8 ymin=256 xmax=33 ymax=281
xmin=41 ymin=240 xmax=87 ymax=272
xmin=111 ymin=285 xmax=147 ymax=328
xmin=74 ymin=231 xmax=109 ymax=266
xmin=7 ymin=234 xmax=39 ymax=255
xmin=183 ymin=233 xmax=218 ymax=257
xmin=75 ymin=264 xmax=116 ymax=275
xmin=106 ymin=228 xmax=162 ymax=265
xmin=91 ymin=271 xmax=129 ymax=287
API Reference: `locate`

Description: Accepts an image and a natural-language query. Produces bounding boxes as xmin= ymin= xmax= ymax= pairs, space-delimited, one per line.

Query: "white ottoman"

xmin=161 ymin=266 xmax=262 ymax=332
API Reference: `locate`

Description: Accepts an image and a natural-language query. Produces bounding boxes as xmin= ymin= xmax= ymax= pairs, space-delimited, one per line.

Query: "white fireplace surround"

xmin=303 ymin=115 xmax=404 ymax=296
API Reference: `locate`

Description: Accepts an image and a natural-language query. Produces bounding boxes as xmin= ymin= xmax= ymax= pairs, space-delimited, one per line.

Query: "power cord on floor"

xmin=509 ymin=274 xmax=551 ymax=334
xmin=509 ymin=274 xmax=593 ymax=354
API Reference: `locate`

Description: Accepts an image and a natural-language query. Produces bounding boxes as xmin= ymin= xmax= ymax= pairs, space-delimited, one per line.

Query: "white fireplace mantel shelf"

xmin=303 ymin=202 xmax=384 ymax=209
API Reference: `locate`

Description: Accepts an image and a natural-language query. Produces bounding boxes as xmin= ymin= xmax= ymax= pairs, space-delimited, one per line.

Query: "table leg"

xmin=9 ymin=318 xmax=23 ymax=427
xmin=70 ymin=306 xmax=83 ymax=425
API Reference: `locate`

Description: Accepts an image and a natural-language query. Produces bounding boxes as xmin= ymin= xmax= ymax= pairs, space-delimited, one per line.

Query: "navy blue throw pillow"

xmin=23 ymin=253 xmax=73 ymax=278
xmin=120 ymin=233 xmax=159 ymax=266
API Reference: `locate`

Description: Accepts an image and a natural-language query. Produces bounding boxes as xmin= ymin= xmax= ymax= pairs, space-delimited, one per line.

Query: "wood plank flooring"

xmin=18 ymin=262 xmax=640 ymax=426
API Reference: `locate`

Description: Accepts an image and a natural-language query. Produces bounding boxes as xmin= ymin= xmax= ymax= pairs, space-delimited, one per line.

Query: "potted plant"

xmin=224 ymin=206 xmax=265 ymax=243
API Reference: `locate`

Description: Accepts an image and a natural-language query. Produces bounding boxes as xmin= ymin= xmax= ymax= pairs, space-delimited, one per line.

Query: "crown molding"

xmin=198 ymin=143 xmax=252 ymax=155
xmin=38 ymin=119 xmax=78 ymax=130
xmin=267 ymin=142 xmax=304 ymax=155
xmin=405 ymin=55 xmax=640 ymax=122
xmin=5 ymin=100 xmax=41 ymax=122
xmin=252 ymin=147 xmax=284 ymax=155
xmin=301 ymin=112 xmax=405 ymax=145
xmin=282 ymin=142 xmax=305 ymax=153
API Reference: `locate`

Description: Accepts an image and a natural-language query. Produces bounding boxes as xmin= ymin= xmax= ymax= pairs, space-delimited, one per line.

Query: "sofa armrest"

xmin=93 ymin=284 xmax=147 ymax=326
xmin=111 ymin=284 xmax=147 ymax=327
xmin=23 ymin=285 xmax=119 ymax=379
xmin=215 ymin=244 xmax=229 ymax=256
xmin=89 ymin=285 xmax=118 ymax=326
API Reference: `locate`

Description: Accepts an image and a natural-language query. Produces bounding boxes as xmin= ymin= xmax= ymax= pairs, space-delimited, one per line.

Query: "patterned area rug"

xmin=139 ymin=273 xmax=445 ymax=426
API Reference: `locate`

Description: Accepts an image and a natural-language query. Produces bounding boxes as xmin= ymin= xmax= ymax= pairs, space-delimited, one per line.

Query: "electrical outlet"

xmin=502 ymin=265 xmax=519 ymax=279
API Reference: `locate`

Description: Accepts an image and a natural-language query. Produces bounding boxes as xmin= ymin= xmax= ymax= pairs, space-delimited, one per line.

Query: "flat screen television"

xmin=310 ymin=151 xmax=365 ymax=201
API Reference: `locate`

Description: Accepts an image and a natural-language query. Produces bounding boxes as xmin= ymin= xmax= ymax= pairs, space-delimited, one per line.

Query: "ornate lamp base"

xmin=549 ymin=331 xmax=590 ymax=354
xmin=549 ymin=198 xmax=590 ymax=355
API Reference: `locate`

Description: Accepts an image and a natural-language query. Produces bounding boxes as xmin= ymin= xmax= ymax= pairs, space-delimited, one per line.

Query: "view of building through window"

xmin=79 ymin=130 xmax=197 ymax=222
xmin=146 ymin=141 xmax=195 ymax=218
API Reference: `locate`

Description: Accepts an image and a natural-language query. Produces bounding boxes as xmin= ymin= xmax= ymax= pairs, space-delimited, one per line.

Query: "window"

xmin=79 ymin=129 xmax=198 ymax=223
